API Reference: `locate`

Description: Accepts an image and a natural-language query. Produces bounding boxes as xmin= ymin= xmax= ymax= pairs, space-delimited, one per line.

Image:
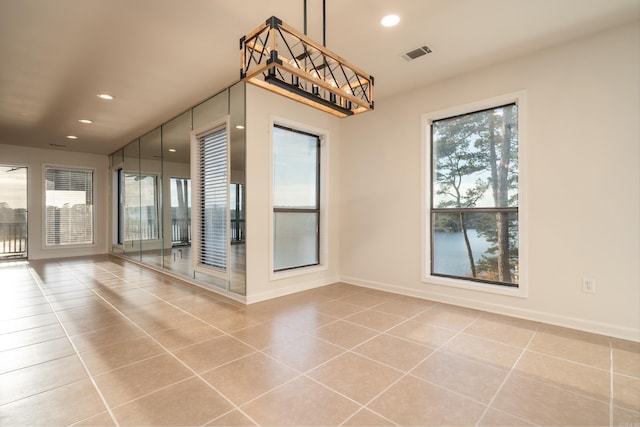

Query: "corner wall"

xmin=244 ymin=85 xmax=342 ymax=302
xmin=339 ymin=22 xmax=640 ymax=341
xmin=0 ymin=144 xmax=110 ymax=260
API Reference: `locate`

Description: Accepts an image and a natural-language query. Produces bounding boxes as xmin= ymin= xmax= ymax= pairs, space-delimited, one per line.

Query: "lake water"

xmin=433 ymin=230 xmax=492 ymax=277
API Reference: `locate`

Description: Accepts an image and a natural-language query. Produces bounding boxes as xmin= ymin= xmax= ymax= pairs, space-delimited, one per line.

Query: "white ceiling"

xmin=1 ymin=0 xmax=638 ymax=156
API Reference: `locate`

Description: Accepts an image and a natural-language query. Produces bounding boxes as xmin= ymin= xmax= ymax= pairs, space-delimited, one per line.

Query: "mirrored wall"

xmin=110 ymin=82 xmax=246 ymax=296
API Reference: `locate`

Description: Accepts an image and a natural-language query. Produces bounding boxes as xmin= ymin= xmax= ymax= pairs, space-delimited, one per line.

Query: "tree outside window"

xmin=431 ymin=103 xmax=519 ymax=286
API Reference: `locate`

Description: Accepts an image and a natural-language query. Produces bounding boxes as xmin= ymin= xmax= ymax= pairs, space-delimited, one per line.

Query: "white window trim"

xmin=190 ymin=118 xmax=230 ymax=281
xmin=269 ymin=115 xmax=329 ymax=281
xmin=42 ymin=164 xmax=96 ymax=250
xmin=421 ymin=91 xmax=529 ymax=298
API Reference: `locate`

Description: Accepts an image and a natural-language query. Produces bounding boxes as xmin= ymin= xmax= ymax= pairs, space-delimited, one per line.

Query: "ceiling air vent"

xmin=401 ymin=45 xmax=432 ymax=61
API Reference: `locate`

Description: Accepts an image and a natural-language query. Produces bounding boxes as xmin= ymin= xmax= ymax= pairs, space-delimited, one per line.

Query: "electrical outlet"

xmin=582 ymin=278 xmax=596 ymax=293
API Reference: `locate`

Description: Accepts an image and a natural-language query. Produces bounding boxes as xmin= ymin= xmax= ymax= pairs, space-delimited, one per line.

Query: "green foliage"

xmin=432 ymin=104 xmax=519 ymax=283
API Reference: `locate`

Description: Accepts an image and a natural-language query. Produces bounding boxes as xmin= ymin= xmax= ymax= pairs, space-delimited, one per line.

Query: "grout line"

xmin=610 ymin=340 xmax=614 ymax=427
xmin=25 ymin=262 xmax=121 ymax=427
xmin=56 ymin=261 xmax=264 ymax=427
xmin=474 ymin=326 xmax=539 ymax=426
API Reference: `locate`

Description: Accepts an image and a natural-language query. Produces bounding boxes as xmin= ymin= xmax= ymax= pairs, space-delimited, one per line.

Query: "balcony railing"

xmin=0 ymin=221 xmax=27 ymax=258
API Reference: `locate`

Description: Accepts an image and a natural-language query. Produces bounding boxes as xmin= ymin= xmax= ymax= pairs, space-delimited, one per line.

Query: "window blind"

xmin=197 ymin=127 xmax=228 ymax=271
xmin=44 ymin=167 xmax=94 ymax=246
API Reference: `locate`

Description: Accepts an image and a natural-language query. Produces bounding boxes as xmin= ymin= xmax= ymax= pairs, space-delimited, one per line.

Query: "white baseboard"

xmin=340 ymin=275 xmax=640 ymax=343
xmin=245 ymin=275 xmax=341 ymax=304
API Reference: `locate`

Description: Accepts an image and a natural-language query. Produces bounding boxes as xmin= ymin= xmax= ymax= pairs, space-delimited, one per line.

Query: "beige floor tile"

xmin=0 ymin=336 xmax=75 ymax=374
xmin=613 ymin=373 xmax=640 ymax=412
xmin=388 ymin=319 xmax=457 ymax=347
xmin=174 ymin=335 xmax=255 ymax=372
xmin=70 ymin=411 xmax=117 ymax=426
xmin=344 ymin=309 xmax=404 ymax=332
xmin=0 ymin=355 xmax=88 ymax=405
xmin=112 ymin=377 xmax=233 ymax=426
xmin=69 ymin=322 xmax=145 ymax=352
xmin=2 ymin=296 xmax=50 ymax=311
xmin=1 ymin=302 xmax=52 ymax=320
xmin=314 ymin=299 xmax=366 ymax=319
xmin=241 ymin=376 xmax=360 ymax=426
xmin=371 ymin=299 xmax=430 ymax=318
xmin=61 ymin=311 xmax=129 ymax=335
xmin=55 ymin=303 xmax=114 ymax=322
xmin=353 ymin=333 xmax=434 ymax=372
xmin=45 ymin=288 xmax=97 ymax=302
xmin=613 ymin=338 xmax=640 ymax=378
xmin=312 ymin=320 xmax=379 ymax=349
xmin=201 ymin=352 xmax=298 ymax=405
xmin=412 ymin=350 xmax=509 ymax=403
xmin=463 ymin=312 xmax=538 ymax=348
xmin=126 ymin=308 xmax=197 ymax=334
xmin=529 ymin=324 xmax=611 ymax=369
xmin=205 ymin=410 xmax=257 ymax=426
xmin=368 ymin=375 xmax=486 ymax=426
xmin=338 ymin=292 xmax=389 ymax=308
xmin=271 ymin=307 xmax=336 ymax=332
xmin=492 ymin=373 xmax=610 ymax=426
xmin=313 ymin=283 xmax=363 ymax=300
xmin=201 ymin=309 xmax=267 ymax=333
xmin=50 ymin=296 xmax=106 ymax=312
xmin=477 ymin=408 xmax=534 ymax=426
xmin=0 ymin=322 xmax=66 ymax=352
xmin=413 ymin=303 xmax=481 ymax=331
xmin=308 ymin=352 xmax=403 ymax=404
xmin=0 ymin=379 xmax=107 ymax=426
xmin=613 ymin=405 xmax=640 ymax=426
xmin=515 ymin=350 xmax=610 ymax=402
xmin=150 ymin=319 xmax=223 ymax=350
xmin=444 ymin=332 xmax=522 ymax=369
xmin=79 ymin=335 xmax=166 ymax=375
xmin=264 ymin=333 xmax=344 ymax=372
xmin=0 ymin=312 xmax=59 ymax=335
xmin=341 ymin=408 xmax=396 ymax=426
xmin=230 ymin=320 xmax=304 ymax=350
xmin=93 ymin=353 xmax=193 ymax=407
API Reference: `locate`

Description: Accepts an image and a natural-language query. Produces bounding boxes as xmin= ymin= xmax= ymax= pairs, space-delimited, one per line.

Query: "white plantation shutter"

xmin=44 ymin=167 xmax=94 ymax=246
xmin=193 ymin=124 xmax=228 ymax=274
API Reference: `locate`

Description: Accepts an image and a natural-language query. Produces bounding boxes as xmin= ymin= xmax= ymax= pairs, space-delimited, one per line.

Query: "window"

xmin=122 ymin=172 xmax=159 ymax=241
xmin=427 ymin=100 xmax=521 ymax=289
xmin=192 ymin=123 xmax=228 ymax=276
xmin=272 ymin=125 xmax=320 ymax=271
xmin=44 ymin=166 xmax=94 ymax=246
xmin=170 ymin=177 xmax=191 ymax=246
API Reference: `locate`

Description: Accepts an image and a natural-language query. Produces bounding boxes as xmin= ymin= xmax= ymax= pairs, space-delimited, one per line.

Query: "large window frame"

xmin=270 ymin=118 xmax=328 ymax=279
xmin=43 ymin=165 xmax=95 ymax=248
xmin=422 ymin=92 xmax=528 ymax=298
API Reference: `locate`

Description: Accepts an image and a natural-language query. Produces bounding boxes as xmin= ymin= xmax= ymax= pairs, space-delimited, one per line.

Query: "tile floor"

xmin=0 ymin=255 xmax=638 ymax=426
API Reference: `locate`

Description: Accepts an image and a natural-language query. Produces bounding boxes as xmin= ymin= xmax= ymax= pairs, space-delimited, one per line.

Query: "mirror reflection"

xmin=109 ymin=82 xmax=245 ymax=296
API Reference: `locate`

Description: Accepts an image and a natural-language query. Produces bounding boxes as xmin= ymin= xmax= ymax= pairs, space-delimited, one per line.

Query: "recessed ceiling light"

xmin=78 ymin=119 xmax=93 ymax=124
xmin=66 ymin=135 xmax=78 ymax=140
xmin=168 ymin=148 xmax=177 ymax=152
xmin=235 ymin=125 xmax=245 ymax=130
xmin=97 ymin=93 xmax=115 ymax=100
xmin=381 ymin=14 xmax=400 ymax=27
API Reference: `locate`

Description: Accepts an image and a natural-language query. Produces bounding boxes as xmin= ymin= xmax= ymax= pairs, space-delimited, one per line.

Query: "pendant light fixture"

xmin=240 ymin=0 xmax=374 ymax=118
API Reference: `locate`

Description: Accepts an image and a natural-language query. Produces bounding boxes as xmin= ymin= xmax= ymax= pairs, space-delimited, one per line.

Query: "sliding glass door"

xmin=0 ymin=165 xmax=27 ymax=259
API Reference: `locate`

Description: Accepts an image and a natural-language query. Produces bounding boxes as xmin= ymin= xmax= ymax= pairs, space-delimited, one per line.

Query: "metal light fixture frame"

xmin=240 ymin=16 xmax=374 ymax=118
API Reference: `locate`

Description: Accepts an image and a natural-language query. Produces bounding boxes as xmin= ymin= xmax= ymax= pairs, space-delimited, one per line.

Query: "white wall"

xmin=0 ymin=144 xmax=110 ymax=259
xmin=339 ymin=21 xmax=640 ymax=341
xmin=245 ymin=85 xmax=342 ymax=302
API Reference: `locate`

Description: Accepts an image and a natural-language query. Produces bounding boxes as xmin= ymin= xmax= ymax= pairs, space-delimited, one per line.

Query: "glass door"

xmin=0 ymin=165 xmax=28 ymax=259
